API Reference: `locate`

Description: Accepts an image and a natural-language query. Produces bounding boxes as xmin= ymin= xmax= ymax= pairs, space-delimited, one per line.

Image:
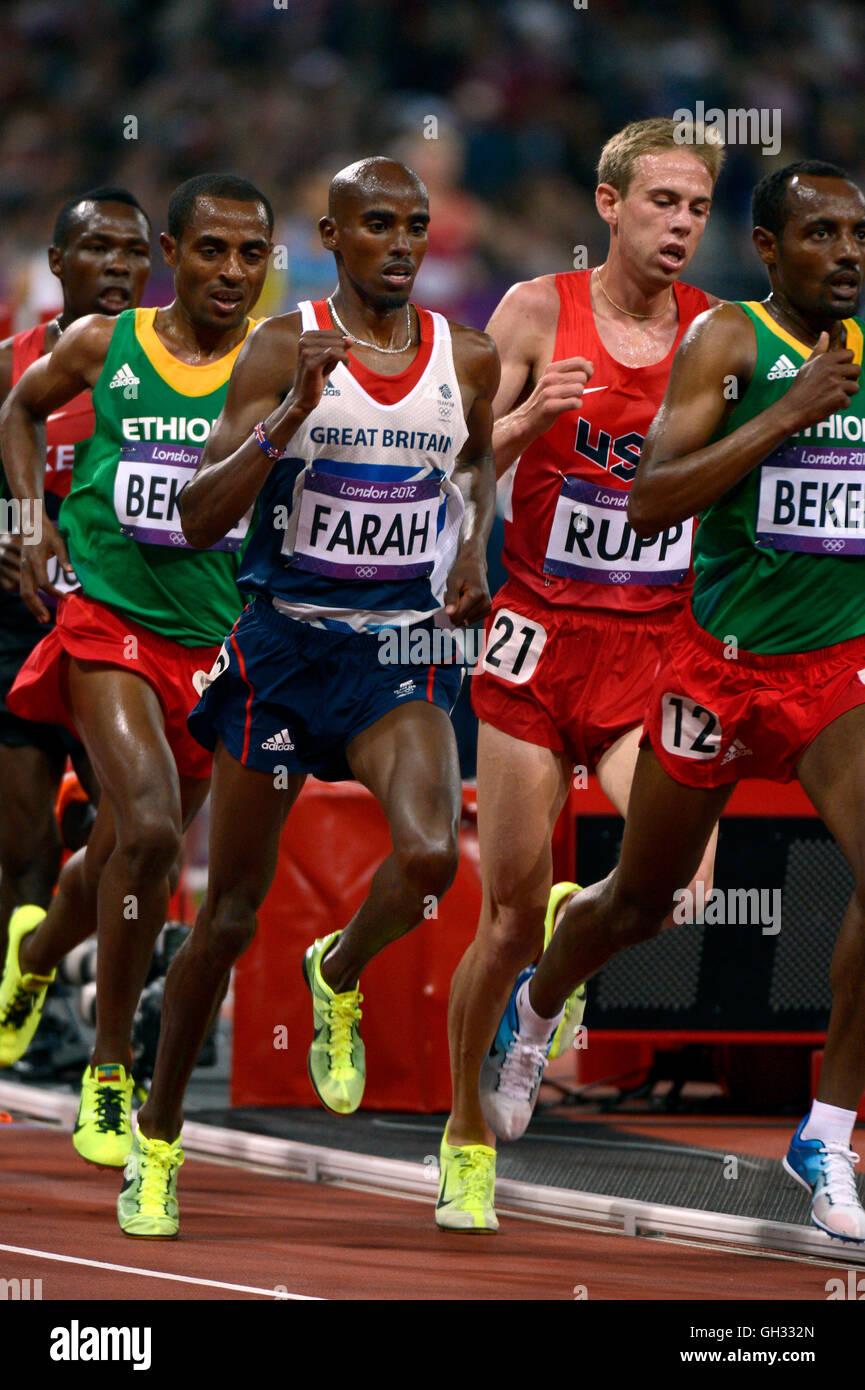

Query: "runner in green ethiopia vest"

xmin=691 ymin=300 xmax=865 ymax=653
xmin=0 ymin=175 xmax=274 ymax=1174
xmin=61 ymin=305 xmax=251 ymax=647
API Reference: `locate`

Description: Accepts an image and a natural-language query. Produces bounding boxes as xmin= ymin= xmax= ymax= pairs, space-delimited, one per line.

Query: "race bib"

xmin=660 ymin=693 xmax=722 ymax=760
xmin=543 ymin=477 xmax=692 ymax=584
xmin=756 ymin=442 xmax=865 ymax=555
xmin=289 ymin=464 xmax=441 ymax=581
xmin=39 ymin=554 xmax=80 ymax=610
xmin=480 ymin=609 xmax=546 ymax=684
xmin=114 ymin=442 xmax=246 ymax=552
xmin=192 ymin=641 xmax=230 ymax=697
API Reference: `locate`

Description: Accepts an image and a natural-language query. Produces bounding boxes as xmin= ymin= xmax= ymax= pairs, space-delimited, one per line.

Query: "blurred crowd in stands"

xmin=1 ymin=0 xmax=864 ymax=329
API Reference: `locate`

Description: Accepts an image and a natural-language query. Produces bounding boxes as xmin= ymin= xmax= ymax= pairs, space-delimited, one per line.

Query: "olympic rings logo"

xmin=609 ymin=571 xmax=631 ymax=583
xmin=170 ymin=532 xmax=186 ymax=545
xmin=356 ymin=566 xmax=378 ymax=578
xmin=822 ymin=538 xmax=846 ymax=552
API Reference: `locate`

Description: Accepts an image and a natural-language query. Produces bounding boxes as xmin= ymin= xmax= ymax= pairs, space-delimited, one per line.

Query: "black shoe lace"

xmin=94 ymin=1085 xmax=125 ymax=1134
xmin=2 ymin=984 xmax=37 ymax=1031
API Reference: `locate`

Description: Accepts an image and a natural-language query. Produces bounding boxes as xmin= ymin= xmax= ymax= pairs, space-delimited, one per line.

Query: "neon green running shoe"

xmin=72 ymin=1062 xmax=134 ymax=1167
xmin=117 ymin=1129 xmax=184 ymax=1238
xmin=302 ymin=931 xmax=365 ymax=1115
xmin=435 ymin=1126 xmax=498 ymax=1231
xmin=0 ymin=905 xmax=52 ymax=1065
xmin=543 ymin=881 xmax=587 ymax=1060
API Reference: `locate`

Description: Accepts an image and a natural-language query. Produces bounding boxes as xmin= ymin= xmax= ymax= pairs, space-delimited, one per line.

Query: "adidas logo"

xmin=721 ymin=738 xmax=753 ymax=765
xmin=109 ymin=363 xmax=140 ymax=398
xmin=322 ymin=381 xmax=341 ymax=396
xmin=767 ymin=354 xmax=798 ymax=381
xmin=261 ymin=728 xmax=295 ymax=751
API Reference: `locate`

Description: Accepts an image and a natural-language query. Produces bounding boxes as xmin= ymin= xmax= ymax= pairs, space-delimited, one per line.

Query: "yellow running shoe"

xmin=72 ymin=1062 xmax=134 ymax=1167
xmin=435 ymin=1126 xmax=499 ymax=1232
xmin=543 ymin=881 xmax=587 ymax=1060
xmin=117 ymin=1129 xmax=184 ymax=1238
xmin=302 ymin=931 xmax=365 ymax=1115
xmin=0 ymin=905 xmax=52 ymax=1065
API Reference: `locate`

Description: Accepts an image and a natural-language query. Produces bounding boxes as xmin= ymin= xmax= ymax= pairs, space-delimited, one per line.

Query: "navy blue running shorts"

xmin=188 ymin=599 xmax=464 ymax=781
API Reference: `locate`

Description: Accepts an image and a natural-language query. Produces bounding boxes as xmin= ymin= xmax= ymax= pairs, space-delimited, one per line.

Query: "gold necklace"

xmin=595 ymin=269 xmax=673 ymax=320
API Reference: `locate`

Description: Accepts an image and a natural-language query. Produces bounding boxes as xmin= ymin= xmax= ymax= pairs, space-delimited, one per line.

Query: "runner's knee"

xmin=396 ymin=830 xmax=458 ymax=901
xmin=205 ymin=889 xmax=260 ymax=964
xmin=608 ymin=883 xmax=668 ymax=947
xmin=479 ymin=901 xmax=546 ymax=973
xmin=115 ymin=809 xmax=181 ymax=880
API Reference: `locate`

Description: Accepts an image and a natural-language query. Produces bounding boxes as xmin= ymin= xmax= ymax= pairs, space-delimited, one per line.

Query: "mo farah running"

xmin=0 ymin=174 xmax=272 ymax=1168
xmin=0 ymin=188 xmax=151 ymax=968
xmin=486 ymin=161 xmax=865 ymax=1243
xmin=118 ymin=157 xmax=498 ymax=1237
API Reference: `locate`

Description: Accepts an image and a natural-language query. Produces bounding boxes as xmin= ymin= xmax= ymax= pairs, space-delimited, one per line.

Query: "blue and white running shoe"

xmin=479 ymin=968 xmax=553 ymax=1141
xmin=783 ymin=1115 xmax=865 ymax=1242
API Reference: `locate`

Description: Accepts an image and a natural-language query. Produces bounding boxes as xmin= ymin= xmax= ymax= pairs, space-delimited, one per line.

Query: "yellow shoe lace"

xmin=457 ymin=1148 xmax=495 ymax=1205
xmin=138 ymin=1139 xmax=183 ymax=1210
xmin=326 ymin=991 xmax=363 ymax=1075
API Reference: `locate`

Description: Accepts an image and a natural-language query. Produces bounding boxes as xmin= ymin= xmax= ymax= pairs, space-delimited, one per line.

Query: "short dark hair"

xmin=752 ymin=160 xmax=851 ymax=236
xmin=166 ymin=173 xmax=274 ymax=241
xmin=53 ymin=187 xmax=151 ymax=249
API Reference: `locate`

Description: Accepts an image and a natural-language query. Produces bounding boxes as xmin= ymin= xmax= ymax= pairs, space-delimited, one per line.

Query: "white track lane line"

xmin=0 ymin=1243 xmax=321 ymax=1300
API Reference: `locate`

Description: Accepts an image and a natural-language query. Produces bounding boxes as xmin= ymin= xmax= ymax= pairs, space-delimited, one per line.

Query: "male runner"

xmin=493 ymin=161 xmax=865 ymax=1242
xmin=116 ymin=156 xmax=497 ymax=1237
xmin=0 ymin=189 xmax=151 ymax=962
xmin=0 ymin=173 xmax=272 ymax=1167
xmin=439 ymin=117 xmax=725 ymax=1231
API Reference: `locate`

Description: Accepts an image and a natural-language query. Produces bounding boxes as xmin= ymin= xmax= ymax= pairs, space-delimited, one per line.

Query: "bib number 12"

xmin=660 ymin=692 xmax=721 ymax=759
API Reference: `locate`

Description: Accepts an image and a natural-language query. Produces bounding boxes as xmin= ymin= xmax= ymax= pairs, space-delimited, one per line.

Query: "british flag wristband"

xmin=253 ymin=421 xmax=282 ymax=460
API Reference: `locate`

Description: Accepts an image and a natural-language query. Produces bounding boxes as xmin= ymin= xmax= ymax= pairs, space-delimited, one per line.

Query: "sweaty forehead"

xmin=67 ymin=201 xmax=148 ymax=241
xmin=331 ymin=176 xmax=427 ymax=220
xmin=628 ymin=150 xmax=714 ymax=196
xmin=786 ymin=176 xmax=865 ymax=222
xmin=184 ymin=195 xmax=270 ymax=240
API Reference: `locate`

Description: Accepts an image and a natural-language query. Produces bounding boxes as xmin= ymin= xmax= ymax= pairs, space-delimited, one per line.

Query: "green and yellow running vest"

xmin=691 ymin=301 xmax=865 ymax=654
xmin=59 ymin=307 xmax=254 ymax=646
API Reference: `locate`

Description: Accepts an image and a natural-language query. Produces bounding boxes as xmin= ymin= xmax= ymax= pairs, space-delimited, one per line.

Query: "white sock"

xmin=802 ymin=1099 xmax=857 ymax=1148
xmin=516 ymin=978 xmax=563 ymax=1042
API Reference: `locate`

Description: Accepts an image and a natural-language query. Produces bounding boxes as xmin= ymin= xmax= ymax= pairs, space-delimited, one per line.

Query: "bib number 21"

xmin=660 ymin=692 xmax=721 ymax=760
xmin=480 ymin=609 xmax=546 ymax=685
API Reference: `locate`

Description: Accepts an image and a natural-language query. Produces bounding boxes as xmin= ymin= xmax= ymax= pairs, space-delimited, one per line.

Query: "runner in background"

xmin=0 ymin=189 xmax=151 ymax=961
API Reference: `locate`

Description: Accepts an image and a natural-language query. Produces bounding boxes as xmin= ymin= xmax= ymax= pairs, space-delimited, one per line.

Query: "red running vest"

xmin=503 ymin=269 xmax=711 ymax=614
xmin=11 ymin=322 xmax=94 ymax=502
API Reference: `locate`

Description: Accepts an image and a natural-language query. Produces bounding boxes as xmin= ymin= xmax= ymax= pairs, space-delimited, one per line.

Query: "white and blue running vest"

xmin=238 ymin=300 xmax=469 ymax=633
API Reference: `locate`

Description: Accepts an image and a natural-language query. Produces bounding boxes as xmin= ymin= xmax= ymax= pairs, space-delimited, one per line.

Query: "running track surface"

xmin=0 ymin=1123 xmax=854 ymax=1300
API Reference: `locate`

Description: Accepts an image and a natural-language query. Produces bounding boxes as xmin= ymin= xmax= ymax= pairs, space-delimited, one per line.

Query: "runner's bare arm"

xmin=0 ymin=341 xmax=13 ymax=406
xmin=0 ymin=341 xmax=20 ymax=591
xmin=485 ymin=277 xmax=593 ymax=479
xmin=0 ymin=317 xmax=113 ymax=619
xmin=180 ymin=315 xmax=350 ymax=549
xmin=445 ymin=328 xmax=500 ymax=626
xmin=629 ymin=305 xmax=859 ymax=533
xmin=0 ymin=316 xmax=111 ymax=510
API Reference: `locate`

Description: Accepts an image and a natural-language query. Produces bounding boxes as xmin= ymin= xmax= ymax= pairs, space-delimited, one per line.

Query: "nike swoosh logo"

xmin=582 ymin=386 xmax=608 ymax=393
